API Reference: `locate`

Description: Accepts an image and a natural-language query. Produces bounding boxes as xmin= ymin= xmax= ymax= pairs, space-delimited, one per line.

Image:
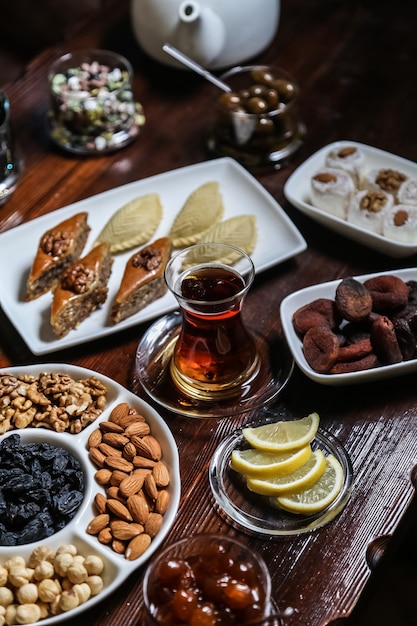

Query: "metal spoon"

xmin=162 ymin=43 xmax=232 ymax=93
xmin=0 ymin=90 xmax=21 ymax=206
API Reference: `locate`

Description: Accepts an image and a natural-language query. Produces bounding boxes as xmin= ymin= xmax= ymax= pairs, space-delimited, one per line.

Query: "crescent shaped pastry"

xmin=95 ymin=193 xmax=163 ymax=253
xmin=169 ymin=182 xmax=224 ymax=248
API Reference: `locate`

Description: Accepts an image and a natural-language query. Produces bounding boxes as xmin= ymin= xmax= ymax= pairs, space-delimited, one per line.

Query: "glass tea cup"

xmin=207 ymin=65 xmax=304 ymax=169
xmin=142 ymin=533 xmax=275 ymax=625
xmin=164 ymin=242 xmax=260 ymax=401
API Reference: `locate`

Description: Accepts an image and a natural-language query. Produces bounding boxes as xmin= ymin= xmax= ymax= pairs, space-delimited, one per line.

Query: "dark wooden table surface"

xmin=1 ymin=1 xmax=417 ymax=624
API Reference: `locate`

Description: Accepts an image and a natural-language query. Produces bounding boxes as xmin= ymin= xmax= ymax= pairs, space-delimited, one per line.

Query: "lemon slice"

xmin=242 ymin=413 xmax=320 ymax=452
xmin=231 ymin=445 xmax=312 ymax=478
xmin=246 ymin=449 xmax=327 ymax=496
xmin=277 ymin=454 xmax=345 ymax=514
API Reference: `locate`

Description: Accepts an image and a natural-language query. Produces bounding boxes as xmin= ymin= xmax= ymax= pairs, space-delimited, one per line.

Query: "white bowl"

xmin=0 ymin=363 xmax=181 ymax=625
xmin=280 ymin=268 xmax=417 ymax=385
xmin=284 ymin=140 xmax=417 ymax=257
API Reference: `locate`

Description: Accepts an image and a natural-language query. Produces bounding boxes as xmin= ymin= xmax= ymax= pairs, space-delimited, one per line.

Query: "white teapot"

xmin=130 ymin=0 xmax=280 ymax=70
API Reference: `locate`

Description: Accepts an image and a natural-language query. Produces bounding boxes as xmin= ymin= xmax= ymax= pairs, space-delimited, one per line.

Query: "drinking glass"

xmin=164 ymin=242 xmax=260 ymax=401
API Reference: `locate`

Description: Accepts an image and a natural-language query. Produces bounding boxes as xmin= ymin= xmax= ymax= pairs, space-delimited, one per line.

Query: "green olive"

xmin=246 ymin=97 xmax=268 ymax=113
xmin=255 ymin=116 xmax=275 ymax=134
xmin=249 ymin=84 xmax=268 ymax=98
xmin=271 ymin=79 xmax=296 ymax=103
xmin=264 ymin=89 xmax=279 ymax=109
xmin=238 ymin=88 xmax=251 ymax=100
xmin=217 ymin=91 xmax=242 ymax=111
xmin=250 ymin=69 xmax=275 ymax=86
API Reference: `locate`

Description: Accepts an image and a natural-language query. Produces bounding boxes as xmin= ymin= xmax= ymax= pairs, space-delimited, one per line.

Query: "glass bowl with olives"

xmin=207 ymin=65 xmax=304 ymax=169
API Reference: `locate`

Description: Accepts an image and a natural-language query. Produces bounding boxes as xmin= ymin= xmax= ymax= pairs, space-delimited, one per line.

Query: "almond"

xmin=110 ymin=520 xmax=142 ymax=541
xmin=94 ymin=468 xmax=112 ymax=485
xmin=122 ymin=442 xmax=137 ymax=461
xmin=102 ymin=432 xmax=129 ymax=448
xmin=99 ymin=443 xmax=122 ymax=458
xmin=124 ymin=421 xmax=151 ymax=438
xmin=144 ymin=473 xmax=158 ymax=501
xmin=152 ymin=461 xmax=170 ymax=488
xmin=118 ymin=413 xmax=144 ymax=429
xmin=89 ymin=447 xmax=106 ymax=468
xmin=99 ymin=420 xmax=125 ymax=434
xmin=110 ymin=470 xmax=129 ymax=487
xmin=133 ymin=455 xmax=156 ymax=469
xmin=125 ymin=533 xmax=152 ymax=561
xmin=144 ymin=512 xmax=163 ymax=538
xmin=106 ymin=499 xmax=133 ymax=522
xmin=155 ymin=489 xmax=170 ymax=515
xmin=104 ymin=456 xmax=134 ymax=473
xmin=106 ymin=486 xmax=125 ymax=502
xmin=98 ymin=527 xmax=112 ymax=544
xmin=94 ymin=492 xmax=107 ymax=514
xmin=112 ymin=539 xmax=127 ymax=554
xmin=87 ymin=513 xmax=110 ymax=535
xmin=126 ymin=408 xmax=146 ymax=421
xmin=88 ymin=429 xmax=102 ymax=448
xmin=109 ymin=402 xmax=130 ymax=425
xmin=119 ymin=474 xmax=146 ymax=498
xmin=127 ymin=493 xmax=149 ymax=525
xmin=131 ymin=435 xmax=161 ymax=461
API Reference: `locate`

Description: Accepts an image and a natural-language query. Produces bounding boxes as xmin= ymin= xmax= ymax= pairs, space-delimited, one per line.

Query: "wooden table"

xmin=1 ymin=1 xmax=417 ymax=624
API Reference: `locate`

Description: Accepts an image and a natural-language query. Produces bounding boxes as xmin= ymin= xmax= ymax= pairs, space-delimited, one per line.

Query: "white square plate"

xmin=284 ymin=141 xmax=417 ymax=257
xmin=0 ymin=157 xmax=306 ymax=355
xmin=280 ymin=268 xmax=417 ymax=386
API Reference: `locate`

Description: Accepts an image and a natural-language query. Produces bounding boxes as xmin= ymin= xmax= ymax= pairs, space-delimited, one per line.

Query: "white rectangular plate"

xmin=0 ymin=157 xmax=306 ymax=355
xmin=284 ymin=140 xmax=417 ymax=257
xmin=280 ymin=268 xmax=417 ymax=386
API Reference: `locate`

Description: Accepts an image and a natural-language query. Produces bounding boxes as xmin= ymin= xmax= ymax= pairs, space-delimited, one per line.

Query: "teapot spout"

xmin=176 ymin=1 xmax=226 ymax=68
xmin=178 ymin=0 xmax=201 ymax=23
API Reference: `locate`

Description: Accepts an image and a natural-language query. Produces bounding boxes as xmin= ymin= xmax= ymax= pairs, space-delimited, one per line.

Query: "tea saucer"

xmin=135 ymin=311 xmax=294 ymax=418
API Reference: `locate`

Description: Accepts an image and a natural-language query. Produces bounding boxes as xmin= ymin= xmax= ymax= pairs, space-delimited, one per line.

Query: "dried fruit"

xmin=335 ymin=277 xmax=372 ymax=322
xmin=0 ymin=434 xmax=84 ymax=546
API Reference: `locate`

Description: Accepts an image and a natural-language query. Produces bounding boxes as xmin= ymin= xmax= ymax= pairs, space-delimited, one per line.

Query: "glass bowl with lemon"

xmin=209 ymin=411 xmax=353 ymax=535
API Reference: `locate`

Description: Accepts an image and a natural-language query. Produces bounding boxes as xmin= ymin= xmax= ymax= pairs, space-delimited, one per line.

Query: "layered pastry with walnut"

xmin=111 ymin=237 xmax=172 ymax=323
xmin=25 ymin=212 xmax=91 ymax=301
xmin=51 ymin=242 xmax=113 ymax=338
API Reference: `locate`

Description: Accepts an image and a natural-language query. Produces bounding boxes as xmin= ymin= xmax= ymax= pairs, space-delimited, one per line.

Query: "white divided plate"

xmin=0 ymin=363 xmax=181 ymax=625
xmin=0 ymin=157 xmax=306 ymax=355
xmin=280 ymin=268 xmax=417 ymax=385
xmin=284 ymin=140 xmax=417 ymax=257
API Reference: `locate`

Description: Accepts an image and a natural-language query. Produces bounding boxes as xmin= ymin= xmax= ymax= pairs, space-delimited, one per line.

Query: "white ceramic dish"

xmin=0 ymin=157 xmax=306 ymax=355
xmin=0 ymin=363 xmax=181 ymax=625
xmin=284 ymin=140 xmax=417 ymax=257
xmin=280 ymin=267 xmax=417 ymax=386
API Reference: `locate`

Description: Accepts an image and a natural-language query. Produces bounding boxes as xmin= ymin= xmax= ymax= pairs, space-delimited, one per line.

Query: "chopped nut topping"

xmin=393 ymin=209 xmax=409 ymax=226
xmin=61 ymin=263 xmax=95 ymax=293
xmin=359 ymin=190 xmax=387 ymax=213
xmin=375 ymin=168 xmax=407 ymax=193
xmin=41 ymin=230 xmax=71 ymax=258
xmin=131 ymin=246 xmax=162 ymax=271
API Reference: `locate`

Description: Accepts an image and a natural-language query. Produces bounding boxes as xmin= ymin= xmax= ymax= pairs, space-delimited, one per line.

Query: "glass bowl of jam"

xmin=142 ymin=533 xmax=279 ymax=625
xmin=207 ymin=65 xmax=304 ymax=170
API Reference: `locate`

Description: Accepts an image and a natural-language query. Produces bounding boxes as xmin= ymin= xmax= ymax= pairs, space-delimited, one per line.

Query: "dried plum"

xmin=0 ymin=434 xmax=85 ymax=546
